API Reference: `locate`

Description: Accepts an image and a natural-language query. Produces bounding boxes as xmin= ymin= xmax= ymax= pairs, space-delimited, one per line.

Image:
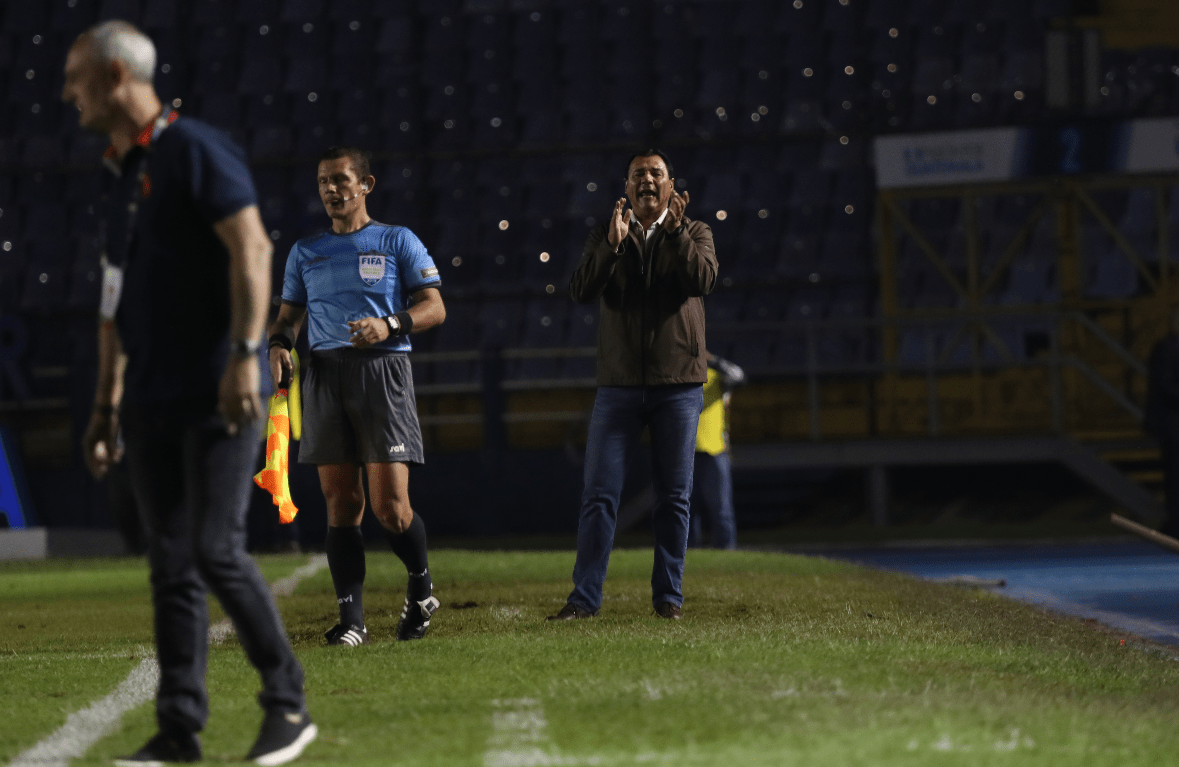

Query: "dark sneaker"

xmin=113 ymin=731 xmax=201 ymax=766
xmin=245 ymin=710 xmax=318 ymax=766
xmin=323 ymin=623 xmax=369 ymax=647
xmin=653 ymin=602 xmax=682 ymax=620
xmin=545 ymin=603 xmax=597 ymax=621
xmin=395 ymin=594 xmax=440 ymax=641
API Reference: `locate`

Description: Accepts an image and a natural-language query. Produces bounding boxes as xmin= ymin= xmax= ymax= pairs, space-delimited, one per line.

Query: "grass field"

xmin=3 ymin=548 xmax=1179 ymax=766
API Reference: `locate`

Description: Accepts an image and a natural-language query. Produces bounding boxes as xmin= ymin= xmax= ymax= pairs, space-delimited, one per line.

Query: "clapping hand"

xmin=663 ymin=190 xmax=690 ymax=232
xmin=607 ymin=197 xmax=632 ymax=249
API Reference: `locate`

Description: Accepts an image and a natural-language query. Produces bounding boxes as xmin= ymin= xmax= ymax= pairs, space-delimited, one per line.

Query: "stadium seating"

xmin=2 ymin=0 xmax=1173 ymax=394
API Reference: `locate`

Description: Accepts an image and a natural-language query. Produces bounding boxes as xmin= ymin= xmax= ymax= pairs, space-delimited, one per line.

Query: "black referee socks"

xmin=325 ymin=525 xmax=366 ymax=627
xmin=386 ymin=513 xmax=432 ymax=601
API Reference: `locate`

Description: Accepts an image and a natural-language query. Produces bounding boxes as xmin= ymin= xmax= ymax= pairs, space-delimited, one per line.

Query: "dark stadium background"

xmin=1 ymin=0 xmax=1177 ymax=551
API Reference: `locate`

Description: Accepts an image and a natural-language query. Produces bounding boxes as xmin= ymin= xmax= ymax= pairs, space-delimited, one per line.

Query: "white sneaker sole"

xmin=253 ymin=723 xmax=318 ymax=766
xmin=113 ymin=761 xmax=166 ymax=767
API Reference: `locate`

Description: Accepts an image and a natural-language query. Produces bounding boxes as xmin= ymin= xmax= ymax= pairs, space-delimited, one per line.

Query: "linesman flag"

xmin=254 ymin=350 xmax=301 ymax=523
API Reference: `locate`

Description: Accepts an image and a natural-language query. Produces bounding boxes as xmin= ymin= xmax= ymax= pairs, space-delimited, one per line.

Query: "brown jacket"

xmin=569 ymin=215 xmax=718 ymax=386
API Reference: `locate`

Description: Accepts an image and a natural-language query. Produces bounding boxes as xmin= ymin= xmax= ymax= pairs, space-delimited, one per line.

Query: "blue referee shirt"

xmin=281 ymin=222 xmax=441 ymax=352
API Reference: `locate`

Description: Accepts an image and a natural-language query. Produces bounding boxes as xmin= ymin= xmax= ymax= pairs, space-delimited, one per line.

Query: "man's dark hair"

xmin=318 ymin=146 xmax=371 ymax=179
xmin=627 ymin=149 xmax=674 ymax=178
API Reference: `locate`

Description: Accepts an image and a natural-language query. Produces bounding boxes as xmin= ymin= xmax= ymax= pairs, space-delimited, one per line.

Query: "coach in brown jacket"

xmin=548 ymin=149 xmax=718 ymax=622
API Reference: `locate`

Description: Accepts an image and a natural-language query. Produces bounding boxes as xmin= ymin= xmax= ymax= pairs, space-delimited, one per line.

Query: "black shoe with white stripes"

xmin=395 ymin=594 xmax=440 ymax=641
xmin=113 ymin=730 xmax=200 ymax=765
xmin=245 ymin=709 xmax=317 ymax=766
xmin=323 ymin=623 xmax=369 ymax=647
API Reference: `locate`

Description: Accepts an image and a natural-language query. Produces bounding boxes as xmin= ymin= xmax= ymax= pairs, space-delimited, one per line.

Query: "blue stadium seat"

xmin=244 ymin=92 xmax=290 ymax=128
xmin=423 ymin=12 xmax=464 ymax=55
xmin=236 ymin=56 xmax=280 ymax=95
xmin=284 ymin=55 xmax=328 ymax=94
xmin=866 ymin=0 xmax=909 ymax=27
xmin=478 ymin=299 xmax=524 ymax=349
xmin=424 ymin=81 xmax=469 ymax=120
xmin=733 ymin=1 xmax=780 ymax=37
xmin=375 ymin=16 xmax=413 ymax=54
xmin=66 ymin=255 xmax=102 ymax=311
xmin=428 ymin=301 xmax=478 ymax=383
xmin=466 ymin=11 xmax=509 ymax=50
xmin=512 ymin=299 xmax=569 ymax=379
xmin=698 ymin=172 xmax=744 ymax=218
xmin=557 ymin=2 xmax=600 ymax=44
xmin=730 ymin=213 xmax=781 ymax=279
xmin=49 ymin=0 xmax=94 ymax=34
xmin=524 ymin=182 xmax=569 ymax=220
xmin=20 ymin=262 xmax=67 ymax=312
xmin=4 ymin=3 xmax=49 ymax=32
xmin=513 ymin=8 xmax=557 ymax=47
xmin=281 ymin=0 xmax=324 ymax=23
xmin=97 ymin=0 xmax=142 ymax=22
xmin=22 ymin=136 xmax=65 ymax=168
xmin=477 ymin=182 xmax=524 ymax=224
xmin=558 ymin=282 xmax=595 ymax=342
xmin=249 ymin=125 xmax=293 ymax=160
xmin=283 ymin=20 xmax=330 ymax=56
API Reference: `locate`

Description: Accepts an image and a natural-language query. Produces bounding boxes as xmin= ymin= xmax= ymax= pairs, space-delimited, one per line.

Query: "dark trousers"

xmin=121 ymin=404 xmax=305 ymax=736
xmin=688 ymin=451 xmax=737 ymax=549
xmin=568 ymin=384 xmax=703 ymax=612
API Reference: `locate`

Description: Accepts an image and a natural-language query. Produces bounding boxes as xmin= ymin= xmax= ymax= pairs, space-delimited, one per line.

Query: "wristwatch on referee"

xmin=384 ymin=311 xmax=413 ymax=337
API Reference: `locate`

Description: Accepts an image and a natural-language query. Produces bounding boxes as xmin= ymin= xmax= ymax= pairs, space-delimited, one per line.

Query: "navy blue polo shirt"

xmin=105 ymin=116 xmax=257 ymax=408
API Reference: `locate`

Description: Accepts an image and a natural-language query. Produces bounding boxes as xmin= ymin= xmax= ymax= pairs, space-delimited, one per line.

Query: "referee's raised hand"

xmin=607 ymin=197 xmax=632 ymax=249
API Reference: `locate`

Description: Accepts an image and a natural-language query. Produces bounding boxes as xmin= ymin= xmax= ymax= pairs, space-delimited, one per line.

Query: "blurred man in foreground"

xmin=66 ymin=21 xmax=315 ymax=766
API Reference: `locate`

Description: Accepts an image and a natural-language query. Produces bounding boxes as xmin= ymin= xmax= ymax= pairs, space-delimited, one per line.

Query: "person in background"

xmin=66 ymin=20 xmax=315 ymax=766
xmin=267 ymin=146 xmax=446 ymax=646
xmin=1145 ymin=307 xmax=1179 ymax=538
xmin=550 ymin=149 xmax=717 ymax=622
xmin=689 ymin=354 xmax=745 ymax=549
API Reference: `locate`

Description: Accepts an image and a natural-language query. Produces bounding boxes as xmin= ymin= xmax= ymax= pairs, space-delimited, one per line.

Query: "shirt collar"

xmin=102 ymin=109 xmax=179 ymax=176
xmin=638 ymin=208 xmax=669 ymax=239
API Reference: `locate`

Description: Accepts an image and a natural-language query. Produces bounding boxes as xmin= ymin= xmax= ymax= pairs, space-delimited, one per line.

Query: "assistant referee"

xmin=267 ymin=147 xmax=445 ymax=645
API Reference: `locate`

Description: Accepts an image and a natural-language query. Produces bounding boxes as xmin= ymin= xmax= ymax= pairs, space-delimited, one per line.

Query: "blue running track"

xmin=826 ymin=541 xmax=1179 ymax=645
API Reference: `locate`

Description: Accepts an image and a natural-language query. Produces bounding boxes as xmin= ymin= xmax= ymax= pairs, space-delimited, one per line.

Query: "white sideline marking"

xmin=6 ymin=555 xmax=327 ymax=767
xmin=484 ymin=698 xmax=603 ymax=767
xmin=7 ymin=656 xmax=158 ymax=767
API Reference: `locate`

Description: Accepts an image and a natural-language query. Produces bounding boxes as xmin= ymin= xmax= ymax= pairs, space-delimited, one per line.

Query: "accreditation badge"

xmin=98 ymin=257 xmax=123 ymax=320
xmin=358 ymin=252 xmax=386 ymax=286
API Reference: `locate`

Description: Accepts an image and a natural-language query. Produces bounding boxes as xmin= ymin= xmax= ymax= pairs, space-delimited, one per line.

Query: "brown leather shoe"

xmin=546 ymin=603 xmax=597 ymax=621
xmin=653 ymin=602 xmax=682 ymax=620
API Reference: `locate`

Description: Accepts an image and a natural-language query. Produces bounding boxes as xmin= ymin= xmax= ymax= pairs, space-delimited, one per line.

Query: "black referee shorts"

xmin=298 ymin=349 xmax=425 ymax=465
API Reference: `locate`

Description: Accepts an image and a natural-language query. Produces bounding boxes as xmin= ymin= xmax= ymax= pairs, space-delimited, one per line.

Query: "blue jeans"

xmin=689 ymin=452 xmax=737 ymax=549
xmin=568 ymin=384 xmax=704 ymax=612
xmin=121 ymin=403 xmax=305 ymax=735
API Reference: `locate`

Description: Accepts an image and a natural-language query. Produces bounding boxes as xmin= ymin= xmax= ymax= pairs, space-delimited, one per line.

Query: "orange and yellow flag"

xmin=254 ymin=350 xmax=300 ymax=523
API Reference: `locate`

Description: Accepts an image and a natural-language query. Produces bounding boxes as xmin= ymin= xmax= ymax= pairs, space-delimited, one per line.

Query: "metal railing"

xmin=409 ymin=309 xmax=1149 ymax=439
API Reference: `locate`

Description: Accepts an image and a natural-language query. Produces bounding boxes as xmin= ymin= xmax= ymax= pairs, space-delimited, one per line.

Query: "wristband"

xmin=268 ymin=333 xmax=293 ymax=352
xmin=93 ymin=403 xmax=115 ymax=416
xmin=385 ymin=312 xmax=413 ymax=337
xmin=394 ymin=311 xmax=414 ymax=335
